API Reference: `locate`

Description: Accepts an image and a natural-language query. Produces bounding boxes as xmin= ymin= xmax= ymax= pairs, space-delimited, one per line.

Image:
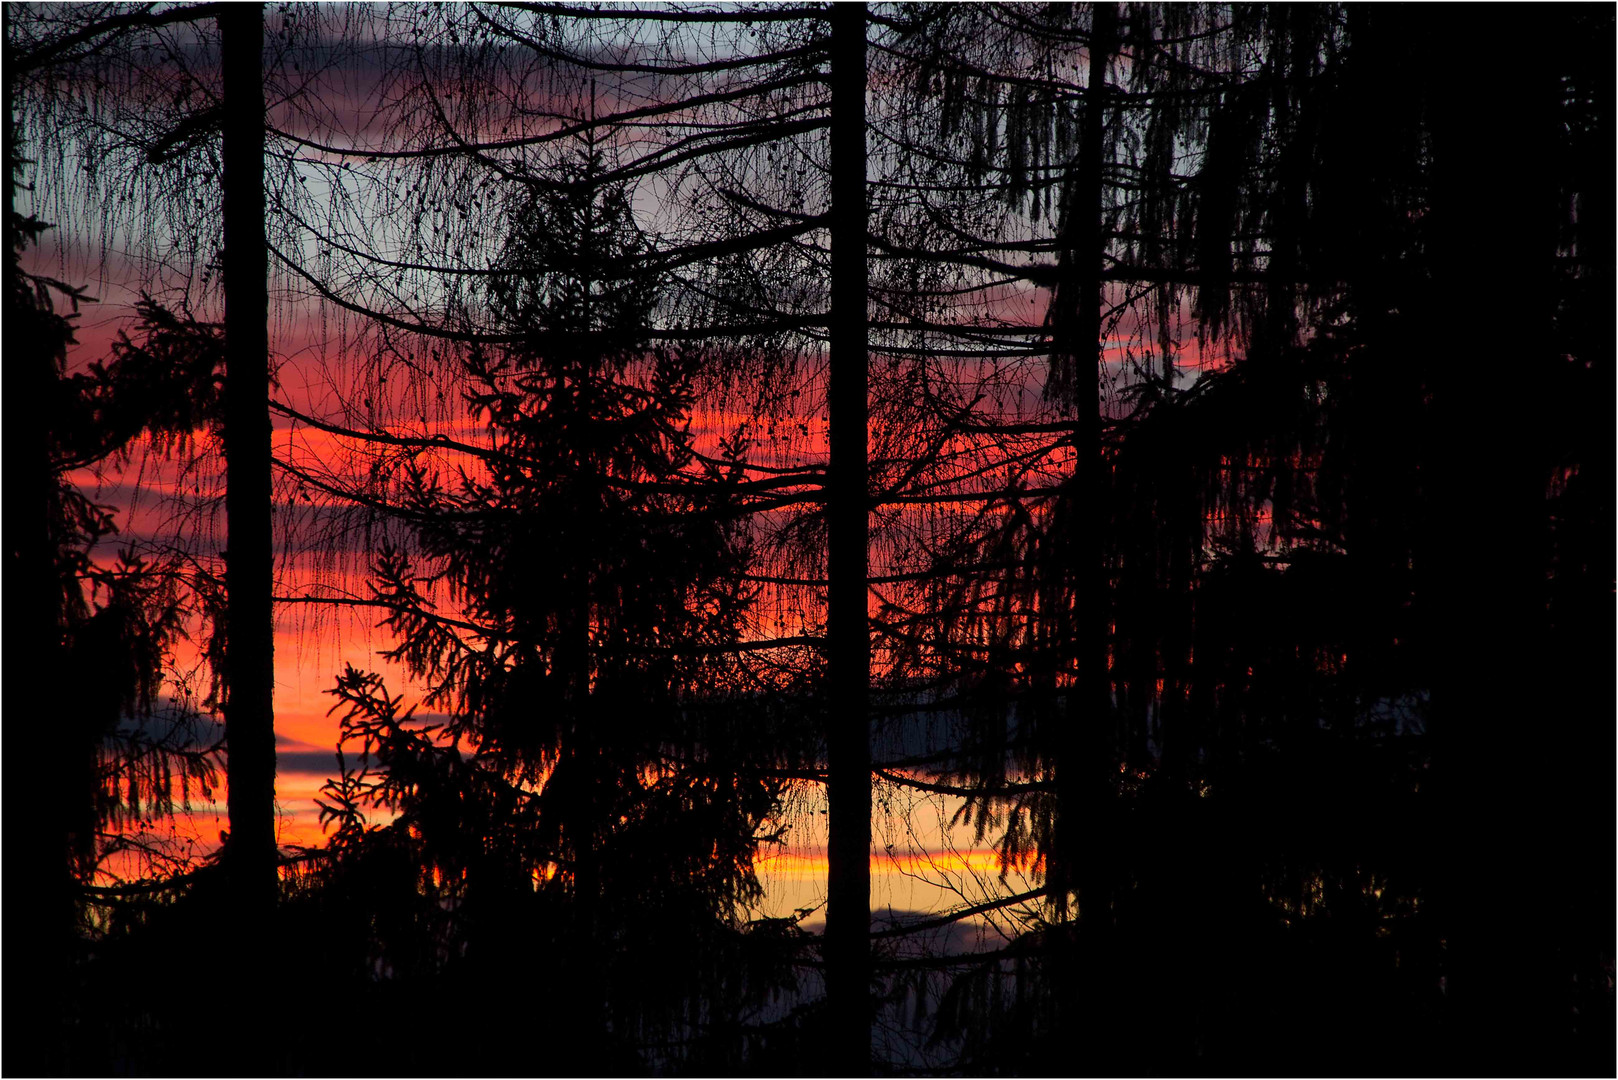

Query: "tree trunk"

xmin=221 ymin=0 xmax=277 ymax=919
xmin=1044 ymin=0 xmax=1117 ymax=1060
xmin=1069 ymin=0 xmax=1117 ymax=893
xmin=824 ymin=2 xmax=871 ymax=1072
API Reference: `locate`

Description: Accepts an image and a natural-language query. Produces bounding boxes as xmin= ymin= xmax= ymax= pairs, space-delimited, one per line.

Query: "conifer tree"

xmin=312 ymin=135 xmax=798 ymax=1067
xmin=7 ymin=1 xmax=284 ymax=905
xmin=4 ymin=39 xmax=228 ymax=1068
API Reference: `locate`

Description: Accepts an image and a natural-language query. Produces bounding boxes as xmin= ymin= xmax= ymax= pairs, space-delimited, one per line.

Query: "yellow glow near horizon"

xmin=756 ymin=848 xmax=1041 ymax=880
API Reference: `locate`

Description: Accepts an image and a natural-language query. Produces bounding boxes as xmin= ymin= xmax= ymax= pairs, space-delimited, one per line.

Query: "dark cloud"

xmin=278 ymin=748 xmax=344 ymax=776
xmin=114 ymin=701 xmax=224 ymax=749
xmin=275 ymin=711 xmax=457 ymax=778
xmin=870 ymin=910 xmax=1008 ymax=958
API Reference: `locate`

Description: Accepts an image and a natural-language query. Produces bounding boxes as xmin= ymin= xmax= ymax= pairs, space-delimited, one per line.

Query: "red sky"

xmin=46 ymin=253 xmax=1199 ymax=927
xmin=21 ymin=8 xmax=1223 ymax=925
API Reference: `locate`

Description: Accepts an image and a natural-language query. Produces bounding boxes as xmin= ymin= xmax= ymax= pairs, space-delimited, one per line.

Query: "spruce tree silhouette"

xmin=3 ymin=202 xmax=229 ymax=1075
xmin=308 ymin=139 xmax=796 ymax=1073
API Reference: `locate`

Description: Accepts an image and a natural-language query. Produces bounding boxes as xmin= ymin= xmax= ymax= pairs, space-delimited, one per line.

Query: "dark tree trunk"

xmin=1070 ymin=0 xmax=1117 ymax=888
xmin=220 ymin=1 xmax=277 ymax=917
xmin=824 ymin=2 xmax=871 ymax=1072
xmin=1047 ymin=0 xmax=1116 ymax=922
xmin=1042 ymin=1 xmax=1117 ymax=1061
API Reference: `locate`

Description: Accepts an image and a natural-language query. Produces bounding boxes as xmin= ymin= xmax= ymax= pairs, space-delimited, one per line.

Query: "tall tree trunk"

xmin=1044 ymin=0 xmax=1116 ymax=1059
xmin=221 ymin=0 xmax=277 ymax=918
xmin=1069 ymin=0 xmax=1117 ymax=900
xmin=824 ymin=2 xmax=870 ymax=1072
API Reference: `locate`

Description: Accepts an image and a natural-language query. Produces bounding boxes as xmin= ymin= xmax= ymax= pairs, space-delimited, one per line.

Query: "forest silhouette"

xmin=4 ymin=3 xmax=1613 ymax=1077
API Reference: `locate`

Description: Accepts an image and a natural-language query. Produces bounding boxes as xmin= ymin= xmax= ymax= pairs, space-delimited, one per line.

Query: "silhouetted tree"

xmin=7 ymin=0 xmax=284 ymax=900
xmin=13 ymin=4 xmax=1608 ymax=1074
xmin=301 ymin=138 xmax=808 ymax=1069
xmin=257 ymin=10 xmax=885 ymax=1066
xmin=3 ymin=178 xmax=225 ymax=1079
xmin=217 ymin=0 xmax=278 ymax=917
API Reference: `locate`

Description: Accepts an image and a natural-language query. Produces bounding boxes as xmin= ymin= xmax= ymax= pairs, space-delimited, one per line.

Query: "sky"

xmin=47 ymin=307 xmax=1086 ymax=952
xmin=19 ymin=2 xmax=1230 ymax=936
xmin=57 ymin=304 xmax=1060 ymax=932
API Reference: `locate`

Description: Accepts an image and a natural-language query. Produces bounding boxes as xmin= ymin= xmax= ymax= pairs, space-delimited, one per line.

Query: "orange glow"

xmin=757 ymin=848 xmax=1042 ymax=879
xmin=69 ymin=330 xmax=1092 ymax=902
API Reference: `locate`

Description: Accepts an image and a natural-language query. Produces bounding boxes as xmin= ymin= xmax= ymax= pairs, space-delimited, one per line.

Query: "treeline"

xmin=5 ymin=3 xmax=1612 ymax=1075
